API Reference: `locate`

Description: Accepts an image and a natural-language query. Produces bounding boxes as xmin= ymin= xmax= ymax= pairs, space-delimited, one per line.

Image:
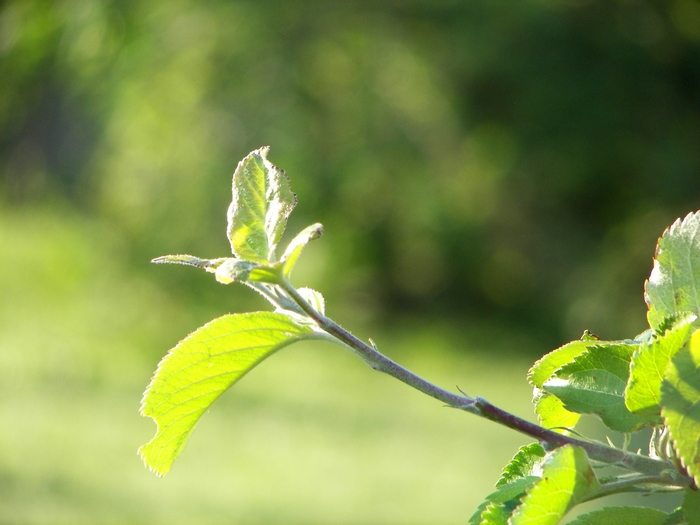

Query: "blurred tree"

xmin=1 ymin=0 xmax=699 ymax=347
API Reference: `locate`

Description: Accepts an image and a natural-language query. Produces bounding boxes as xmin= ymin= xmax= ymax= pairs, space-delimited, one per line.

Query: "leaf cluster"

xmin=142 ymin=149 xmax=700 ymax=523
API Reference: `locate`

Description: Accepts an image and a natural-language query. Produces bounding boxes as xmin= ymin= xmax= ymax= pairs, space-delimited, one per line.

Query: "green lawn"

xmin=1 ymin=204 xmax=665 ymax=523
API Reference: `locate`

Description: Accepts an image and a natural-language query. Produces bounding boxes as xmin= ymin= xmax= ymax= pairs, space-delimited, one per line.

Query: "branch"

xmin=278 ymin=278 xmax=692 ymax=485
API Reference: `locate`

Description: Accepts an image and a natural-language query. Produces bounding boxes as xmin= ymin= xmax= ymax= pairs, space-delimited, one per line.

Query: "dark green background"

xmin=0 ymin=0 xmax=697 ymax=522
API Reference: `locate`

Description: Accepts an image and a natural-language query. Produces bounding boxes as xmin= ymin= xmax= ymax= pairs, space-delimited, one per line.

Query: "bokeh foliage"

xmin=1 ymin=0 xmax=699 ymax=522
xmin=2 ymin=0 xmax=700 ymax=340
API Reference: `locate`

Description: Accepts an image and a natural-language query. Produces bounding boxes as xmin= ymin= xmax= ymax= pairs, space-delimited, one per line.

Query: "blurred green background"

xmin=1 ymin=0 xmax=699 ymax=522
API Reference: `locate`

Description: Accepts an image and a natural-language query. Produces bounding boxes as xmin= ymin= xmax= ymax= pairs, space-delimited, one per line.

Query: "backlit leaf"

xmin=533 ymin=391 xmax=581 ymax=434
xmin=661 ymin=329 xmax=700 ymax=487
xmin=281 ymin=223 xmax=323 ymax=277
xmin=140 ymin=312 xmax=321 ymax=476
xmin=543 ymin=343 xmax=659 ymax=432
xmin=227 ymin=147 xmax=296 ymax=263
xmin=510 ymin=445 xmax=599 ymax=525
xmin=528 ymin=340 xmax=594 ymax=433
xmin=625 ymin=315 xmax=695 ymax=417
xmin=468 ymin=477 xmax=537 ymax=525
xmin=646 ymin=211 xmax=700 ymax=331
xmin=496 ymin=443 xmax=545 ymax=487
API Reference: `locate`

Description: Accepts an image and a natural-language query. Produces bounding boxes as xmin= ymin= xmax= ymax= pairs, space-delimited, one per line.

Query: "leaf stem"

xmin=278 ymin=278 xmax=691 ymax=485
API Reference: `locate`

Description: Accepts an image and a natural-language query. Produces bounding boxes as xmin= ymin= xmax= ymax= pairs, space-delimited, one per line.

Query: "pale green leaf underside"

xmin=661 ymin=329 xmax=700 ymax=487
xmin=227 ymin=147 xmax=296 ymax=263
xmin=564 ymin=506 xmax=668 ymax=525
xmin=646 ymin=211 xmax=700 ymax=330
xmin=510 ymin=445 xmax=599 ymax=525
xmin=496 ymin=443 xmax=545 ymax=487
xmin=544 ymin=343 xmax=659 ymax=432
xmin=625 ymin=316 xmax=695 ymax=417
xmin=139 ymin=312 xmax=320 ymax=476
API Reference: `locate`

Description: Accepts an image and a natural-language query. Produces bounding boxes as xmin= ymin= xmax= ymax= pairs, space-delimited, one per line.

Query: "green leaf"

xmin=496 ymin=443 xmax=546 ymax=487
xmin=663 ymin=507 xmax=686 ymax=525
xmin=510 ymin=445 xmax=599 ymax=525
xmin=683 ymin=487 xmax=700 ymax=525
xmin=227 ymin=147 xmax=296 ymax=263
xmin=211 ymin=258 xmax=258 ymax=284
xmin=528 ymin=339 xmax=595 ymax=433
xmin=529 ymin=340 xmax=595 ymax=387
xmin=565 ymin=506 xmax=668 ymax=525
xmin=661 ymin=329 xmax=700 ymax=487
xmin=533 ymin=391 xmax=581 ymax=434
xmin=477 ymin=502 xmax=510 ymax=525
xmin=139 ymin=312 xmax=321 ymax=476
xmin=468 ymin=477 xmax=538 ymax=525
xmin=646 ymin=211 xmax=700 ymax=331
xmin=151 ymin=254 xmax=224 ymax=270
xmin=543 ymin=343 xmax=660 ymax=432
xmin=281 ymin=223 xmax=323 ymax=277
xmin=625 ymin=315 xmax=695 ymax=417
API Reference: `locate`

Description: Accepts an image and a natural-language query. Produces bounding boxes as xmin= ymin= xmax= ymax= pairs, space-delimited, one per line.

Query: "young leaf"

xmin=152 ymin=254 xmax=225 ymax=270
xmin=477 ymin=502 xmax=510 ymax=525
xmin=468 ymin=477 xmax=538 ymax=525
xmin=564 ymin=506 xmax=668 ymax=525
xmin=496 ymin=443 xmax=546 ymax=487
xmin=139 ymin=312 xmax=322 ymax=476
xmin=281 ymin=223 xmax=323 ymax=277
xmin=661 ymin=329 xmax=700 ymax=487
xmin=543 ymin=343 xmax=660 ymax=432
xmin=683 ymin=487 xmax=700 ymax=525
xmin=625 ymin=315 xmax=695 ymax=417
xmin=227 ymin=147 xmax=296 ymax=263
xmin=510 ymin=445 xmax=600 ymax=525
xmin=151 ymin=255 xmax=260 ymax=285
xmin=528 ymin=340 xmax=595 ymax=433
xmin=646 ymin=211 xmax=700 ymax=331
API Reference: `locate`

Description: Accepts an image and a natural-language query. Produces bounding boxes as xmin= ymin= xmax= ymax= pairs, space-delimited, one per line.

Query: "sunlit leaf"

xmin=533 ymin=391 xmax=581 ymax=434
xmin=565 ymin=506 xmax=668 ymax=525
xmin=661 ymin=329 xmax=700 ymax=487
xmin=625 ymin=315 xmax=695 ymax=417
xmin=510 ymin=445 xmax=599 ymax=525
xmin=496 ymin=443 xmax=545 ymax=487
xmin=281 ymin=223 xmax=323 ymax=277
xmin=543 ymin=343 xmax=659 ymax=432
xmin=212 ymin=258 xmax=257 ymax=284
xmin=528 ymin=339 xmax=594 ymax=433
xmin=227 ymin=147 xmax=296 ymax=263
xmin=140 ymin=312 xmax=321 ymax=476
xmin=468 ymin=477 xmax=537 ymax=525
xmin=529 ymin=340 xmax=594 ymax=387
xmin=477 ymin=502 xmax=509 ymax=525
xmin=646 ymin=212 xmax=700 ymax=331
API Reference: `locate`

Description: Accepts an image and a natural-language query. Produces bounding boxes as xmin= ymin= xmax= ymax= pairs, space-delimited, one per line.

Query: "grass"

xmin=2 ymin=203 xmax=650 ymax=523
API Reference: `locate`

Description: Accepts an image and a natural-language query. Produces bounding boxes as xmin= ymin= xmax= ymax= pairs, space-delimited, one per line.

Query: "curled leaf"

xmin=281 ymin=223 xmax=323 ymax=277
